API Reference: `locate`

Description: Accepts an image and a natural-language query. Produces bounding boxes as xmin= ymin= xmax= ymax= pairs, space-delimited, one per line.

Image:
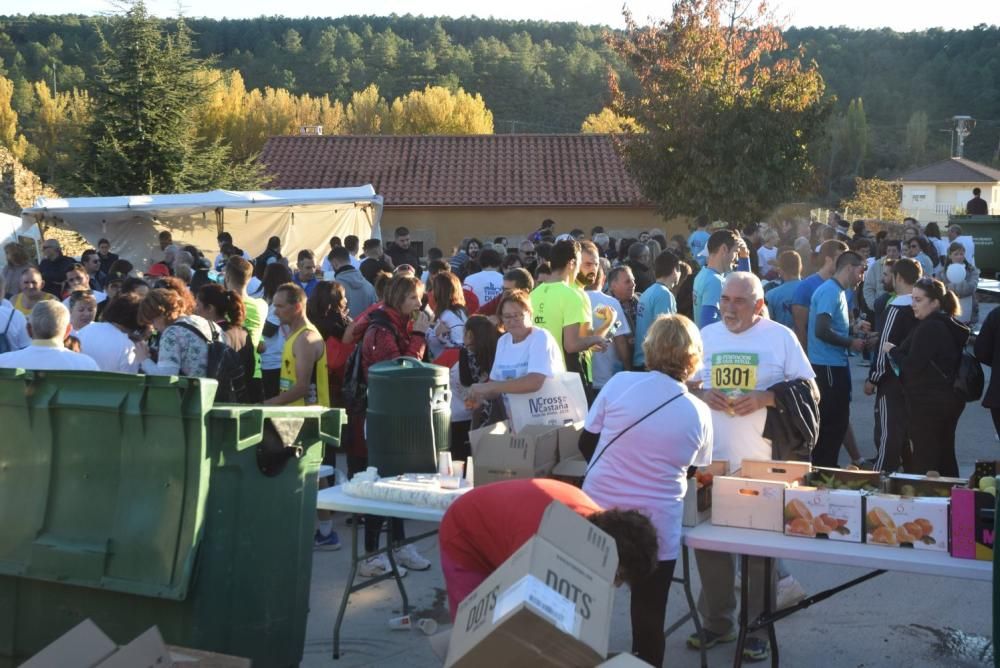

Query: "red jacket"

xmin=359 ymin=306 xmax=426 ymax=377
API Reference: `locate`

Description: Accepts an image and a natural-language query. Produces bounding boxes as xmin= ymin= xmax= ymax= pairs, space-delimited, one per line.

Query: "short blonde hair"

xmin=642 ymin=314 xmax=703 ymax=381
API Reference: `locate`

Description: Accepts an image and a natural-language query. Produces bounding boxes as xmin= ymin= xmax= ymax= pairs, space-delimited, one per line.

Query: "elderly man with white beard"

xmin=688 ymin=272 xmax=817 ymax=663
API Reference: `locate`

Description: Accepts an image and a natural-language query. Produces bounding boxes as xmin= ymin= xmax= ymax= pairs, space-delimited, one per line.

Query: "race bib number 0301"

xmin=711 ymin=352 xmax=758 ymax=393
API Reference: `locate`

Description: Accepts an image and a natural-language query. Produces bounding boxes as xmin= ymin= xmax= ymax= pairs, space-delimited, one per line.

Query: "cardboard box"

xmin=864 ymin=494 xmax=950 ymax=551
xmin=446 ymin=501 xmax=618 ymax=667
xmin=21 ymin=620 xmax=250 ymax=668
xmin=682 ymin=461 xmax=729 ymax=527
xmin=887 ymin=472 xmax=965 ymax=498
xmin=551 ymin=421 xmax=588 ymax=479
xmin=783 ymin=487 xmax=865 ymax=542
xmin=950 ymin=487 xmax=995 ymax=560
xmin=808 ymin=467 xmax=883 ymax=492
xmin=469 ymin=421 xmax=559 ymax=486
xmin=950 ymin=462 xmax=998 ymax=561
xmin=712 ymin=460 xmax=810 ymax=532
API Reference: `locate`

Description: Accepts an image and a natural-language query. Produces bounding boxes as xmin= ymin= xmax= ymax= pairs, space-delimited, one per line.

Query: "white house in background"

xmin=899 ymin=157 xmax=1000 ymax=222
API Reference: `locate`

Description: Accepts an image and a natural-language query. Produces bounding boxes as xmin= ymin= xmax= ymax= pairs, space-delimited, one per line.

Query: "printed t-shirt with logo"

xmin=530 ymin=281 xmax=592 ymax=381
xmin=463 ymin=270 xmax=504 ymax=306
xmin=699 ymin=317 xmax=814 ymax=468
xmin=489 ymin=327 xmax=564 ymax=382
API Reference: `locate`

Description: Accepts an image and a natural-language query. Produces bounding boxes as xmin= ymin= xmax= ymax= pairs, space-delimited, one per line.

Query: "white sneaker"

xmin=358 ymin=553 xmax=407 ymax=578
xmin=393 ymin=544 xmax=432 ymax=571
xmin=776 ymin=576 xmax=807 ymax=610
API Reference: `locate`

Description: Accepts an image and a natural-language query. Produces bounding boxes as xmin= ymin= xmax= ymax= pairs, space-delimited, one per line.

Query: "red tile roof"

xmin=259 ymin=134 xmax=651 ymax=208
xmin=898 ymin=157 xmax=1000 ymax=183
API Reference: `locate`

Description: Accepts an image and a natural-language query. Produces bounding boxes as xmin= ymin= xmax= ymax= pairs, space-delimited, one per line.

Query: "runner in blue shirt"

xmin=693 ymin=229 xmax=750 ymax=328
xmin=633 ymin=250 xmax=680 ymax=368
xmin=806 ymin=252 xmax=870 ymax=467
xmin=764 ymin=250 xmax=802 ymax=331
xmin=790 ymin=239 xmax=847 ymax=349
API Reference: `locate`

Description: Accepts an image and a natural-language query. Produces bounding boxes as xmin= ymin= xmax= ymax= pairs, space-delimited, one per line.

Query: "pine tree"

xmin=78 ymin=1 xmax=263 ymax=196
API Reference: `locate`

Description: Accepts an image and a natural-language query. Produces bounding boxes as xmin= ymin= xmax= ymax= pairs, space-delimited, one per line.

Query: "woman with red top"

xmin=439 ymin=479 xmax=658 ymax=620
xmin=347 ymin=275 xmax=434 ymax=578
xmin=306 ymin=281 xmax=353 ymax=407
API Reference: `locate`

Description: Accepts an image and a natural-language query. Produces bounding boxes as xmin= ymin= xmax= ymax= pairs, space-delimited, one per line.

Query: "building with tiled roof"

xmin=899 ymin=157 xmax=999 ymax=220
xmin=260 ymin=134 xmax=677 ymax=253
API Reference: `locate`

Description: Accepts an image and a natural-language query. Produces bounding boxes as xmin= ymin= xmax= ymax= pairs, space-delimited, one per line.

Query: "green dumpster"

xmin=949 ymin=214 xmax=1000 ymax=276
xmin=366 ymin=357 xmax=450 ymax=476
xmin=0 ymin=369 xmax=343 ymax=667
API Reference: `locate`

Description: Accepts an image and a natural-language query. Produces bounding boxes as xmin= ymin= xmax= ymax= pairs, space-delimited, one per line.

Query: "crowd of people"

xmin=0 ymin=213 xmax=992 ymax=664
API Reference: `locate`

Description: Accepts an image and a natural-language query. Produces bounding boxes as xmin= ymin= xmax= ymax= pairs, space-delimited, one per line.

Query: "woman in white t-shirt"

xmin=581 ymin=314 xmax=712 ymax=668
xmin=427 ymin=272 xmax=468 ymax=359
xmin=258 ymin=263 xmax=293 ymax=399
xmin=468 ymin=290 xmax=564 ymax=405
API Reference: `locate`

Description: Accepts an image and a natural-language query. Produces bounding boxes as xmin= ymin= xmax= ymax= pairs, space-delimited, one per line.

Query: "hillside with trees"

xmin=0 ymin=10 xmax=997 ymax=201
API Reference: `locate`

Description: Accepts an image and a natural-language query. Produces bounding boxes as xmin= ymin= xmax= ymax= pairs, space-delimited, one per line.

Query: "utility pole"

xmin=952 ymin=116 xmax=975 ymax=158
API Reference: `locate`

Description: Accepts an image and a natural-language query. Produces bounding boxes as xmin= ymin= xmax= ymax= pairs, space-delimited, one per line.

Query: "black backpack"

xmin=174 ymin=321 xmax=247 ymax=403
xmin=342 ymin=310 xmax=399 ymax=415
xmin=953 ymin=349 xmax=985 ymax=403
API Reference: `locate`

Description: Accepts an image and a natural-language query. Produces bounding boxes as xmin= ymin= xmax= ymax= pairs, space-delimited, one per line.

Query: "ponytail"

xmin=197 ymin=284 xmax=246 ymax=326
xmin=224 ymin=290 xmax=246 ymax=327
xmin=939 ymin=290 xmax=960 ymax=318
xmin=916 ymin=277 xmax=960 ymax=318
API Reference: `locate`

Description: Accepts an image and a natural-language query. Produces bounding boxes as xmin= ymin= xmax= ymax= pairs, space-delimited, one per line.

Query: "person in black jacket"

xmin=864 ymin=258 xmax=922 ymax=472
xmin=974 ymin=305 xmax=1000 ymax=440
xmin=385 ymin=226 xmax=423 ymax=275
xmin=885 ymin=278 xmax=969 ymax=477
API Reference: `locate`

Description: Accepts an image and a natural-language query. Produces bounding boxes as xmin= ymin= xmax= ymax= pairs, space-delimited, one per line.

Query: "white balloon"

xmin=946 ymin=263 xmax=967 ymax=285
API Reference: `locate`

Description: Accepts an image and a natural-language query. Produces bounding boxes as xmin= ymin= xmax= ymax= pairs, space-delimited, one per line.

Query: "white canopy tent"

xmin=19 ymin=187 xmax=383 ymax=269
xmin=1 ymin=211 xmax=42 ymax=267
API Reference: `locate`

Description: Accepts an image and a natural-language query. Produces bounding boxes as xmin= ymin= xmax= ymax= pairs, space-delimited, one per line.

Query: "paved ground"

xmin=301 ymin=353 xmax=996 ymax=668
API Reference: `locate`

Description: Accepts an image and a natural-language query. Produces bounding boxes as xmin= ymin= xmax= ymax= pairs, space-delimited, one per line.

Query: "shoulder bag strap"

xmin=584 ymin=391 xmax=685 ymax=477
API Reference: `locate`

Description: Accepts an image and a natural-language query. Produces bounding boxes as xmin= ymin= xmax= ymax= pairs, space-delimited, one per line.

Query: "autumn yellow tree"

xmin=840 ymin=177 xmax=902 ymax=221
xmin=580 ymin=107 xmax=643 ymax=133
xmin=344 ymin=84 xmax=389 ymax=134
xmin=0 ymin=76 xmax=29 ymax=159
xmin=28 ymin=81 xmax=92 ymax=183
xmin=387 ymin=85 xmax=493 ymax=134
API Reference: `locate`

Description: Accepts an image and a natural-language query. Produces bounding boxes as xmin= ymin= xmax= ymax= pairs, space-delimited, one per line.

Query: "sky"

xmin=2 ymin=0 xmax=998 ymax=31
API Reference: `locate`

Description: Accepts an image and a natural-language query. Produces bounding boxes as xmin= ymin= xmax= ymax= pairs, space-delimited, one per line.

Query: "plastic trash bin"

xmin=949 ymin=214 xmax=1000 ymax=276
xmin=366 ymin=357 xmax=450 ymax=476
xmin=0 ymin=369 xmax=343 ymax=667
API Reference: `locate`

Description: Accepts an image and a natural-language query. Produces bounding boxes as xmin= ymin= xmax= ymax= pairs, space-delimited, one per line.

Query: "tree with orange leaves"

xmin=608 ymin=0 xmax=831 ymax=223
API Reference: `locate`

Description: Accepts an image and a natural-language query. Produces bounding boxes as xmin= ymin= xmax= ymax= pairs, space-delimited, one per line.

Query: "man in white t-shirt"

xmin=462 ymin=248 xmax=504 ymax=305
xmin=0 ymin=274 xmax=30 ymax=353
xmin=689 ymin=272 xmax=815 ymax=662
xmin=581 ymin=245 xmax=631 ymax=389
xmin=0 ymin=301 xmax=99 ymax=372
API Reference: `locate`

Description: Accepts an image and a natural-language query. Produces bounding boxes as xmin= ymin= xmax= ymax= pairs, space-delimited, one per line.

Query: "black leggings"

xmin=630 ymin=559 xmax=677 ymax=667
xmin=906 ymin=396 xmax=963 ymax=477
xmin=262 ymin=368 xmax=281 ymax=400
xmin=347 ymin=454 xmax=405 ymax=553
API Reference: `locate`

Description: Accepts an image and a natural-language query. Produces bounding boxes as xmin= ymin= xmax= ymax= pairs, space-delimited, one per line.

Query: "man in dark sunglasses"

xmin=518 ymin=240 xmax=538 ymax=273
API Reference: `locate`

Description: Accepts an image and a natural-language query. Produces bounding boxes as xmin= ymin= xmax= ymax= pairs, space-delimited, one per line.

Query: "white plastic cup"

xmin=437 ymin=452 xmax=453 ymax=476
xmin=416 ymin=618 xmax=438 ymax=635
xmin=452 ymin=461 xmax=465 ymax=480
xmin=388 ymin=614 xmax=412 ymax=630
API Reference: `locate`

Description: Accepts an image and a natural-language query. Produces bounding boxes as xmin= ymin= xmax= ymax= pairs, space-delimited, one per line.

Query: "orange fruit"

xmin=866 ymin=507 xmax=895 ymax=531
xmin=784 ymin=499 xmax=813 ymax=523
xmin=788 ymin=517 xmax=816 ymax=537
